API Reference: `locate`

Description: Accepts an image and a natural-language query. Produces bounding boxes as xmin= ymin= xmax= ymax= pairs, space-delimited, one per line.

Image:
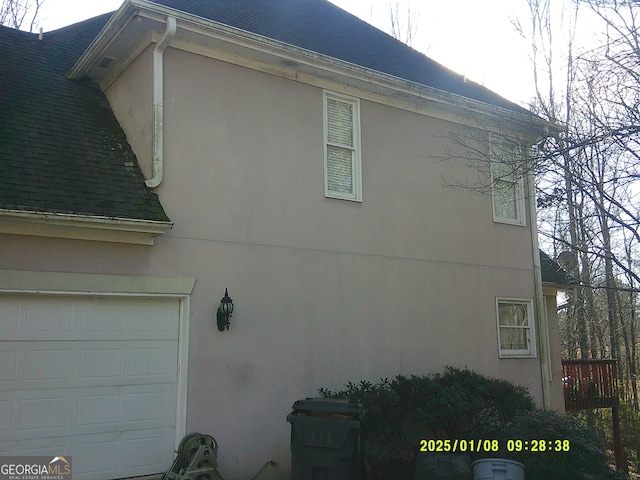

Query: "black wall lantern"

xmin=216 ymin=288 xmax=234 ymax=331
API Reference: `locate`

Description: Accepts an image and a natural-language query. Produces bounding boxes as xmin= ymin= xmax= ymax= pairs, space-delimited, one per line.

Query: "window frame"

xmin=496 ymin=297 xmax=536 ymax=358
xmin=323 ymin=90 xmax=362 ymax=202
xmin=490 ymin=139 xmax=526 ymax=226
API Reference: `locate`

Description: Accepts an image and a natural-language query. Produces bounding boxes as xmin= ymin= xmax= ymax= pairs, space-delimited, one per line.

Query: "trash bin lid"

xmin=291 ymin=397 xmax=362 ymax=414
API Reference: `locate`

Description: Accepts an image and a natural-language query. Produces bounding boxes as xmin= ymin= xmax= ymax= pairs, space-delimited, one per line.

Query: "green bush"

xmin=400 ymin=367 xmax=535 ymax=439
xmin=319 ymin=377 xmax=413 ymax=479
xmin=319 ymin=367 xmax=623 ymax=480
xmin=495 ymin=409 xmax=622 ymax=480
xmin=319 ymin=367 xmax=536 ymax=480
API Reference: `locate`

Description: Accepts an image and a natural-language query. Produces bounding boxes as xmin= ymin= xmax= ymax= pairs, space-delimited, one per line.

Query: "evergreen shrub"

xmin=319 ymin=367 xmax=621 ymax=480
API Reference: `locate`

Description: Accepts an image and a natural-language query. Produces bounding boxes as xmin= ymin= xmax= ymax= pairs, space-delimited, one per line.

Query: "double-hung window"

xmin=490 ymin=140 xmax=525 ymax=225
xmin=324 ymin=91 xmax=362 ymax=201
xmin=496 ymin=298 xmax=536 ymax=358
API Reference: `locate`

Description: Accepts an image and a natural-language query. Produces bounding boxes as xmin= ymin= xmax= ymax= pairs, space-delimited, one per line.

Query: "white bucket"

xmin=472 ymin=458 xmax=525 ymax=480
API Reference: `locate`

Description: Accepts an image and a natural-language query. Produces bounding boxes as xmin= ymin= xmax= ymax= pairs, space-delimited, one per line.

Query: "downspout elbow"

xmin=146 ymin=16 xmax=177 ymax=188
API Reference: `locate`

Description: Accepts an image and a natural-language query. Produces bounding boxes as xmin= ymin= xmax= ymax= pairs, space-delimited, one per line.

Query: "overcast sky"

xmin=35 ymin=0 xmax=536 ymax=106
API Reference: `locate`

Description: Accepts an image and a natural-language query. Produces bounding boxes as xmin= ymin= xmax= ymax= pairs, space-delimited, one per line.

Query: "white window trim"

xmin=323 ymin=90 xmax=362 ymax=202
xmin=490 ymin=138 xmax=526 ymax=226
xmin=496 ymin=297 xmax=536 ymax=358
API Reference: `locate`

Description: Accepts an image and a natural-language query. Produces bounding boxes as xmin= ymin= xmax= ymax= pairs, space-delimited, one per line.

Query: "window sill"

xmin=325 ymin=193 xmax=363 ymax=203
xmin=493 ymin=216 xmax=526 ymax=227
xmin=499 ymin=353 xmax=537 ymax=359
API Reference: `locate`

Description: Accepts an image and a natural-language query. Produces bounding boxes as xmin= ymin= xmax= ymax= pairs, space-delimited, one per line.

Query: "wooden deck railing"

xmin=562 ymin=359 xmax=623 ymax=471
xmin=562 ymin=359 xmax=619 ymax=411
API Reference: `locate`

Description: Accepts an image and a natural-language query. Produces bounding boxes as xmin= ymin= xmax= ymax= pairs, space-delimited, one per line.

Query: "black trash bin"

xmin=287 ymin=397 xmax=364 ymax=480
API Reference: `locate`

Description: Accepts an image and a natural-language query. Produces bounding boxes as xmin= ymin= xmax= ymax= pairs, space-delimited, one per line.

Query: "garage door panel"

xmin=0 ymin=428 xmax=175 ymax=480
xmin=1 ymin=295 xmax=179 ymax=341
xmin=123 ymin=432 xmax=171 ymax=470
xmin=25 ymin=296 xmax=73 ymax=333
xmin=77 ymin=393 xmax=120 ymax=426
xmin=20 ymin=396 xmax=69 ymax=431
xmin=0 ymin=340 xmax=178 ymax=390
xmin=126 ymin=345 xmax=178 ymax=379
xmin=79 ymin=348 xmax=123 ymax=380
xmin=24 ymin=349 xmax=71 ymax=380
xmin=0 ymin=438 xmax=64 ymax=457
xmin=1 ymin=384 xmax=177 ymax=441
xmin=0 ymin=296 xmax=20 ymax=332
xmin=0 ymin=400 xmax=12 ymax=433
xmin=0 ymin=294 xmax=182 ymax=480
xmin=76 ymin=438 xmax=119 ymax=478
xmin=0 ymin=349 xmax=17 ymax=381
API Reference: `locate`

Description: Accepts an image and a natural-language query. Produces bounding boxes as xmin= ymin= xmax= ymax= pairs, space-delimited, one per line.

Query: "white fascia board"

xmin=67 ymin=0 xmax=140 ymax=80
xmin=0 ymin=269 xmax=195 ymax=296
xmin=0 ymin=209 xmax=173 ymax=245
xmin=69 ymin=0 xmax=547 ymax=135
xmin=542 ymin=284 xmax=560 ymax=295
xmin=542 ymin=283 xmax=576 ymax=295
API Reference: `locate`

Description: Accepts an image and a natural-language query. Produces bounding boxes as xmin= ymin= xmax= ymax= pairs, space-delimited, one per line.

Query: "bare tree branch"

xmin=385 ymin=1 xmax=419 ymax=47
xmin=1 ymin=0 xmax=44 ymax=32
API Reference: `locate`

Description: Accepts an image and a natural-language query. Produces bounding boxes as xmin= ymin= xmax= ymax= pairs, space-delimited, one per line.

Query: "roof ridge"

xmin=44 ymin=11 xmax=114 ymax=36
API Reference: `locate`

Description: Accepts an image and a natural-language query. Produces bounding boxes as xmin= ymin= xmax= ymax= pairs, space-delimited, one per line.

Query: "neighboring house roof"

xmin=540 ymin=250 xmax=579 ymax=287
xmin=0 ymin=15 xmax=170 ymax=227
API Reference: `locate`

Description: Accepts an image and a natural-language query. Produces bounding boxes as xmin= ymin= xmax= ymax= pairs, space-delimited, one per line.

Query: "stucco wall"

xmin=104 ymin=45 xmax=154 ymax=180
xmin=0 ymin=45 xmax=555 ymax=479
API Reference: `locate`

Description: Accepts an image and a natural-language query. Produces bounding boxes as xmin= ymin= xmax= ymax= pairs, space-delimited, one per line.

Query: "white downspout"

xmin=146 ymin=16 xmax=177 ymax=188
xmin=528 ymin=168 xmax=551 ymax=409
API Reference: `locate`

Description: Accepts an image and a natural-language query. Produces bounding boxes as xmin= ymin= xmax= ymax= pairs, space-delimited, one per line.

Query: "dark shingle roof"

xmin=540 ymin=250 xmax=579 ymax=286
xmin=149 ymin=0 xmax=526 ymax=112
xmin=0 ymin=15 xmax=169 ymax=222
xmin=1 ymin=0 xmax=532 ymax=222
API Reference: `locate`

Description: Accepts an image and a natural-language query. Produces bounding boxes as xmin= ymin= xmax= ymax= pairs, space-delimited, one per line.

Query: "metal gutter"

xmin=0 ymin=209 xmax=173 ymax=245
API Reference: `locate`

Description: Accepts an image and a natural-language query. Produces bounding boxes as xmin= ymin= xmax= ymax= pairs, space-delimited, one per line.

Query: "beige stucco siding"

xmin=105 ymin=45 xmax=154 ymax=180
xmin=149 ymin=48 xmax=534 ymax=265
xmin=120 ymin=47 xmax=544 ymax=477
xmin=0 ymin=45 xmax=552 ymax=479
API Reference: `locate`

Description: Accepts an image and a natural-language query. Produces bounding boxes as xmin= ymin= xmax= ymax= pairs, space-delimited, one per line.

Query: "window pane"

xmin=327 ymin=98 xmax=353 ymax=147
xmin=493 ymin=179 xmax=517 ymax=219
xmin=498 ymin=303 xmax=528 ymax=326
xmin=491 ymin=142 xmax=519 ymax=178
xmin=327 ymin=145 xmax=353 ymax=194
xmin=500 ymin=327 xmax=528 ymax=350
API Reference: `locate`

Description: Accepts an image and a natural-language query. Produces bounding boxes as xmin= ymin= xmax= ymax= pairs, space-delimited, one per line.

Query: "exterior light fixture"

xmin=216 ymin=288 xmax=234 ymax=331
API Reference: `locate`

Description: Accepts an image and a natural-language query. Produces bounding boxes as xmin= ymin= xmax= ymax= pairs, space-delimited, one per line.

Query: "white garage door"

xmin=0 ymin=294 xmax=182 ymax=480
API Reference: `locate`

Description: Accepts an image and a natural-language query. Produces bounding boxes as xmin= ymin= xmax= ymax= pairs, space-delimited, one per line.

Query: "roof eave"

xmin=69 ymin=0 xmax=548 ymax=137
xmin=0 ymin=209 xmax=173 ymax=245
xmin=67 ymin=0 xmax=141 ymax=80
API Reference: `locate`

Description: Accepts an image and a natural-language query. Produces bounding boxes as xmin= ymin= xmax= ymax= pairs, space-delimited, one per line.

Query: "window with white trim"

xmin=496 ymin=298 xmax=536 ymax=358
xmin=324 ymin=91 xmax=362 ymax=201
xmin=490 ymin=140 xmax=525 ymax=225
